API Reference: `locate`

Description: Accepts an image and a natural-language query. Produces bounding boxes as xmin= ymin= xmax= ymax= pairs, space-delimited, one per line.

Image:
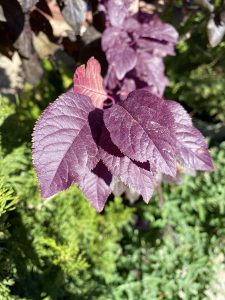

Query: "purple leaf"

xmin=107 ymin=0 xmax=129 ymax=27
xmin=102 ymin=27 xmax=130 ymax=52
xmin=166 ymin=100 xmax=192 ymax=126
xmin=167 ymin=100 xmax=213 ymax=171
xmin=104 ymin=65 xmax=118 ymax=90
xmin=174 ymin=125 xmax=214 ymax=171
xmin=104 ymin=90 xmax=177 ymax=177
xmin=124 ymin=89 xmax=175 ymax=128
xmin=138 ymin=38 xmax=176 ymax=57
xmin=120 ymin=78 xmax=136 ymax=100
xmin=124 ymin=17 xmax=141 ymax=33
xmin=139 ymin=19 xmax=178 ymax=44
xmin=74 ymin=57 xmax=108 ymax=109
xmin=32 ymin=90 xmax=99 ymax=198
xmin=135 ymin=53 xmax=168 ymax=96
xmin=106 ymin=43 xmax=137 ymax=80
xmin=99 ymin=125 xmax=155 ymax=202
xmin=79 ymin=161 xmax=112 ymax=212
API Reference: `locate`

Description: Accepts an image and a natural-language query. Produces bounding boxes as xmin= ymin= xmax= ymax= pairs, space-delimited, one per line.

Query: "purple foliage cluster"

xmin=100 ymin=0 xmax=178 ymax=99
xmin=32 ymin=58 xmax=213 ymax=212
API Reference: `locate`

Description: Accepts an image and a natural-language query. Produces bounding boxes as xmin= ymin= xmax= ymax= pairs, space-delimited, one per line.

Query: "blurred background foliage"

xmin=165 ymin=7 xmax=225 ymax=123
xmin=1 ymin=0 xmax=225 ymax=299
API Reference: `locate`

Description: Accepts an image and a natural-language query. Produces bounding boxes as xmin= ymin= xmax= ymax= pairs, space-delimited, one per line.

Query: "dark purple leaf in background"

xmin=106 ymin=44 xmax=137 ymax=80
xmin=124 ymin=17 xmax=141 ymax=33
xmin=32 ymin=90 xmax=99 ymax=198
xmin=136 ymin=53 xmax=168 ymax=96
xmin=102 ymin=27 xmax=130 ymax=52
xmin=120 ymin=78 xmax=136 ymax=100
xmin=79 ymin=161 xmax=112 ymax=212
xmin=139 ymin=21 xmax=178 ymax=44
xmin=138 ymin=38 xmax=176 ymax=57
xmin=107 ymin=0 xmax=128 ymax=27
xmin=104 ymin=65 xmax=118 ymax=90
xmin=0 ymin=0 xmax=24 ymax=42
xmin=104 ymin=90 xmax=177 ymax=177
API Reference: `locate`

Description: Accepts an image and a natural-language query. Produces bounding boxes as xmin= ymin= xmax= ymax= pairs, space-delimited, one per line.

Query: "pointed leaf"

xmin=138 ymin=38 xmax=176 ymax=57
xmin=102 ymin=27 xmax=130 ymax=51
xmin=166 ymin=100 xmax=192 ymax=126
xmin=104 ymin=90 xmax=177 ymax=177
xmin=175 ymin=125 xmax=214 ymax=171
xmin=104 ymin=65 xmax=118 ymax=90
xmin=99 ymin=125 xmax=155 ymax=202
xmin=120 ymin=78 xmax=136 ymax=100
xmin=79 ymin=161 xmax=112 ymax=212
xmin=135 ymin=53 xmax=168 ymax=96
xmin=74 ymin=57 xmax=108 ymax=109
xmin=139 ymin=22 xmax=178 ymax=44
xmin=107 ymin=0 xmax=128 ymax=27
xmin=106 ymin=43 xmax=137 ymax=80
xmin=32 ymin=90 xmax=99 ymax=198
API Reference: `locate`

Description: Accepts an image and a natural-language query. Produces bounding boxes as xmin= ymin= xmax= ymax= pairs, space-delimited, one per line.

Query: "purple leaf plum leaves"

xmin=167 ymin=100 xmax=192 ymax=126
xmin=74 ymin=57 xmax=108 ymax=109
xmin=106 ymin=43 xmax=137 ymax=80
xmin=99 ymin=125 xmax=155 ymax=202
xmin=79 ymin=161 xmax=112 ymax=212
xmin=32 ymin=90 xmax=99 ymax=198
xmin=32 ymin=57 xmax=213 ymax=212
xmin=107 ymin=0 xmax=127 ymax=27
xmin=101 ymin=5 xmax=178 ymax=95
xmin=174 ymin=125 xmax=214 ymax=171
xmin=135 ymin=53 xmax=169 ymax=96
xmin=104 ymin=90 xmax=177 ymax=177
xmin=167 ymin=100 xmax=213 ymax=171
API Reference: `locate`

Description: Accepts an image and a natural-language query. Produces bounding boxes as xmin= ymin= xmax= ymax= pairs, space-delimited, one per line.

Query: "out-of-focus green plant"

xmin=0 ymin=182 xmax=18 ymax=300
xmin=165 ymin=11 xmax=225 ymax=123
